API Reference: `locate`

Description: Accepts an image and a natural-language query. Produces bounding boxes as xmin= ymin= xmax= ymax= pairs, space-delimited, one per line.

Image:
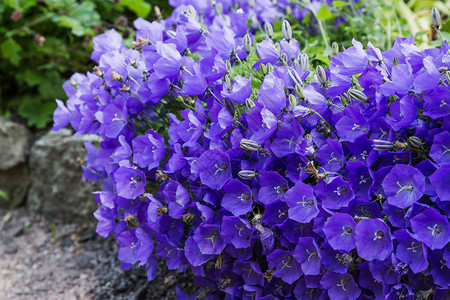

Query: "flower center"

xmin=337 ymin=276 xmax=350 ymax=291
xmin=340 ymin=226 xmax=353 ymax=237
xmin=440 ymin=99 xmax=448 ymax=108
xmin=234 ymin=224 xmax=246 ymax=236
xmin=129 ymin=175 xmax=141 ymax=188
xmin=427 ymin=224 xmax=443 ymax=237
xmin=297 ymin=196 xmax=314 ymax=207
xmin=214 ymin=163 xmax=228 ymax=175
xmin=396 ymin=181 xmax=414 ymax=195
xmin=273 ymin=185 xmax=288 ymax=194
xmin=406 ymin=241 xmax=421 ymax=253
xmin=334 ymin=186 xmax=347 ymax=196
xmin=238 ymin=193 xmax=251 ymax=202
xmin=373 ymin=230 xmax=384 ymax=241
xmin=281 ymin=255 xmax=293 ymax=270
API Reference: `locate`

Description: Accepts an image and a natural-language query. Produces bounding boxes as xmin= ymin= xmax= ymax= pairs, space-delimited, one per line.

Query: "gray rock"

xmin=0 ymin=117 xmax=32 ymax=171
xmin=0 ymin=117 xmax=32 ymax=207
xmin=0 ymin=164 xmax=30 ymax=208
xmin=27 ymin=129 xmax=101 ymax=222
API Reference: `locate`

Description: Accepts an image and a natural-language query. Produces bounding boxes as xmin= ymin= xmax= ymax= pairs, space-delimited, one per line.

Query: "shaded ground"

xmin=0 ymin=208 xmax=197 ymax=300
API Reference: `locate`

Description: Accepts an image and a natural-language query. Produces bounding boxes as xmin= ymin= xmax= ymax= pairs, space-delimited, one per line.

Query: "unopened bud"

xmin=264 ymin=22 xmax=274 ymax=39
xmin=348 ymin=89 xmax=368 ymax=104
xmin=287 ymin=68 xmax=302 ymax=86
xmin=372 ymin=139 xmax=394 ymax=151
xmin=316 ymin=65 xmax=327 ymax=85
xmin=299 ymin=53 xmax=309 ymax=71
xmin=295 ymin=84 xmax=304 ymax=99
xmin=260 ymin=64 xmax=267 ymax=75
xmin=280 ymin=53 xmax=288 ymax=66
xmin=243 ymin=34 xmax=252 ymax=54
xmin=166 ymin=30 xmax=176 ymax=39
xmin=238 ymin=170 xmax=257 ymax=180
xmin=176 ymin=95 xmax=184 ymax=102
xmin=266 ymin=63 xmax=274 ymax=74
xmin=186 ymin=5 xmax=197 ymax=19
xmin=408 ymin=136 xmax=424 ymax=149
xmin=240 ymin=139 xmax=260 ymax=151
xmin=226 ymin=60 xmax=232 ymax=73
xmin=282 ymin=20 xmax=292 ymax=41
xmin=225 ymin=74 xmax=231 ymax=91
xmin=215 ymin=2 xmax=223 ymax=15
xmin=431 ymin=7 xmax=441 ymax=29
xmin=332 ymin=42 xmax=339 ymax=56
xmin=252 ymin=88 xmax=259 ymax=99
xmin=446 ymin=71 xmax=450 ymax=85
xmin=248 ymin=0 xmax=255 ymax=8
xmin=392 ymin=57 xmax=399 ymax=66
xmin=245 ymin=98 xmax=255 ymax=109
xmin=289 ymin=94 xmax=297 ymax=107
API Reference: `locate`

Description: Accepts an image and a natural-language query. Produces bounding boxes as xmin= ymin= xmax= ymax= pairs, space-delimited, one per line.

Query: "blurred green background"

xmin=0 ymin=0 xmax=448 ymax=130
xmin=0 ymin=0 xmax=172 ymax=129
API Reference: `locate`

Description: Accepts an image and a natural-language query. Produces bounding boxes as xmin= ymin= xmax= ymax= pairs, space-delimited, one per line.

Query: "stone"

xmin=0 ymin=117 xmax=32 ymax=171
xmin=0 ymin=164 xmax=30 ymax=208
xmin=27 ymin=129 xmax=101 ymax=222
xmin=0 ymin=117 xmax=32 ymax=207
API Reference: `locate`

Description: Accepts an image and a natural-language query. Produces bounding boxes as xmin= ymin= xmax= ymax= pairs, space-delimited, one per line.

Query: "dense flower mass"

xmin=53 ymin=2 xmax=450 ymax=299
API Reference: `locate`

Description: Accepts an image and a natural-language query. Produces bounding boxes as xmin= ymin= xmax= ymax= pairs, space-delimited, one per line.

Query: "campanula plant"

xmin=53 ymin=3 xmax=450 ymax=299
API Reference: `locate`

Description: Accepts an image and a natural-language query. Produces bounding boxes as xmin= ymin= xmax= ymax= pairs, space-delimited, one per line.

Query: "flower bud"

xmin=215 ymin=2 xmax=223 ymax=15
xmin=176 ymin=95 xmax=184 ymax=102
xmin=264 ymin=22 xmax=274 ymax=39
xmin=299 ymin=53 xmax=309 ymax=71
xmin=248 ymin=0 xmax=255 ymax=8
xmin=280 ymin=53 xmax=288 ymax=66
xmin=260 ymin=63 xmax=267 ymax=75
xmin=226 ymin=60 xmax=232 ymax=73
xmin=392 ymin=57 xmax=399 ymax=66
xmin=295 ymin=84 xmax=304 ymax=99
xmin=348 ymin=89 xmax=368 ymax=104
xmin=240 ymin=139 xmax=260 ymax=151
xmin=282 ymin=20 xmax=292 ymax=41
xmin=224 ymin=74 xmax=231 ymax=91
xmin=408 ymin=136 xmax=424 ymax=149
xmin=186 ymin=5 xmax=197 ymax=19
xmin=372 ymin=139 xmax=394 ymax=151
xmin=266 ymin=63 xmax=273 ymax=74
xmin=332 ymin=42 xmax=339 ymax=56
xmin=238 ymin=170 xmax=257 ymax=179
xmin=431 ymin=7 xmax=441 ymax=29
xmin=446 ymin=71 xmax=450 ymax=85
xmin=245 ymin=98 xmax=255 ymax=109
xmin=289 ymin=94 xmax=297 ymax=107
xmin=243 ymin=34 xmax=252 ymax=54
xmin=316 ymin=65 xmax=327 ymax=85
xmin=252 ymin=88 xmax=259 ymax=99
xmin=166 ymin=30 xmax=176 ymax=39
xmin=287 ymin=68 xmax=302 ymax=86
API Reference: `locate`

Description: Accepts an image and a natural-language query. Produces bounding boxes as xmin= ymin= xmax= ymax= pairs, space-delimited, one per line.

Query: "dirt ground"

xmin=0 ymin=208 xmax=197 ymax=300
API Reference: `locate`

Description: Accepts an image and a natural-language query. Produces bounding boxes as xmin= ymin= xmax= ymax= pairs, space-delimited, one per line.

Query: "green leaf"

xmin=119 ymin=0 xmax=151 ymax=18
xmin=0 ymin=189 xmax=9 ymax=201
xmin=317 ymin=4 xmax=333 ymax=21
xmin=1 ymin=39 xmax=22 ymax=66
xmin=23 ymin=69 xmax=42 ymax=86
xmin=5 ymin=0 xmax=37 ymax=10
xmin=332 ymin=1 xmax=350 ymax=7
xmin=17 ymin=95 xmax=57 ymax=128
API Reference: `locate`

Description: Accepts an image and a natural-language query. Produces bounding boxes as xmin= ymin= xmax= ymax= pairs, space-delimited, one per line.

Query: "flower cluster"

xmin=53 ymin=3 xmax=450 ymax=299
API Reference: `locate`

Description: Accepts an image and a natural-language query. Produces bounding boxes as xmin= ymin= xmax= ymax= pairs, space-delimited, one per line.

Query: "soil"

xmin=0 ymin=208 xmax=197 ymax=300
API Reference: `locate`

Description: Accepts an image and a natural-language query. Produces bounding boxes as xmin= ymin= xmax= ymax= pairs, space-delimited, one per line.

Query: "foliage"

xmin=0 ymin=0 xmax=172 ymax=129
